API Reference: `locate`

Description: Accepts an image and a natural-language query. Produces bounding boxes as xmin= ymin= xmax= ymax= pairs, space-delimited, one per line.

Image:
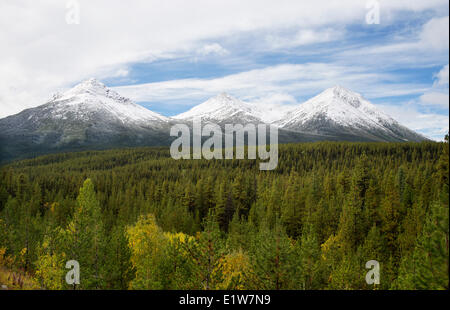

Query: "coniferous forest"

xmin=0 ymin=139 xmax=448 ymax=290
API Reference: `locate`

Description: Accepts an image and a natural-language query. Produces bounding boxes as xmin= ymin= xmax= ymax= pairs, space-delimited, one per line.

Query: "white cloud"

xmin=244 ymin=93 xmax=299 ymax=123
xmin=434 ymin=64 xmax=449 ymax=86
xmin=198 ymin=43 xmax=229 ymax=56
xmin=0 ymin=0 xmax=448 ymax=118
xmin=114 ymin=61 xmax=445 ymax=138
xmin=419 ymin=16 xmax=449 ymax=51
xmin=112 ymin=68 xmax=130 ymax=78
xmin=417 ymin=64 xmax=450 ymax=109
xmin=114 ymin=63 xmax=429 ymax=104
xmin=265 ymin=28 xmax=344 ymax=49
xmin=377 ymin=103 xmax=448 ymax=141
xmin=248 ymin=93 xmax=298 ymax=106
xmin=334 ymin=16 xmax=449 ymax=70
xmin=419 ymin=92 xmax=449 ymax=108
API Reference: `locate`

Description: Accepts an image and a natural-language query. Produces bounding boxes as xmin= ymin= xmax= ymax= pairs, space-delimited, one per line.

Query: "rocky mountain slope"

xmin=0 ymin=81 xmax=428 ymax=162
xmin=0 ymin=79 xmax=172 ymax=161
xmin=277 ymin=86 xmax=426 ymax=142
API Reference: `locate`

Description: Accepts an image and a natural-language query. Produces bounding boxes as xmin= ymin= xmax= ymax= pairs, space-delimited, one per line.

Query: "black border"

xmin=1 ymin=289 xmax=449 ymax=308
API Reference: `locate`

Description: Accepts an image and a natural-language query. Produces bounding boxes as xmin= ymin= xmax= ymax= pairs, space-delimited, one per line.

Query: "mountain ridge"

xmin=0 ymin=79 xmax=172 ymax=162
xmin=173 ymin=92 xmax=262 ymax=124
xmin=276 ymin=85 xmax=427 ymax=142
xmin=173 ymin=85 xmax=427 ymax=142
xmin=0 ymin=79 xmax=429 ymax=162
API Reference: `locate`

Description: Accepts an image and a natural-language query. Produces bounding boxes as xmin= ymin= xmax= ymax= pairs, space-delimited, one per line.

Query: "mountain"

xmin=0 ymin=79 xmax=172 ymax=161
xmin=0 ymin=81 xmax=428 ymax=162
xmin=277 ymin=86 xmax=427 ymax=142
xmin=174 ymin=92 xmax=262 ymax=124
xmin=175 ymin=88 xmax=427 ymax=143
xmin=174 ymin=92 xmax=292 ymax=124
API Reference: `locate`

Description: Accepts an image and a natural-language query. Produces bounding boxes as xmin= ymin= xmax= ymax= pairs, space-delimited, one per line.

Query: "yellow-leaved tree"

xmin=212 ymin=250 xmax=251 ymax=290
xmin=126 ymin=214 xmax=166 ymax=289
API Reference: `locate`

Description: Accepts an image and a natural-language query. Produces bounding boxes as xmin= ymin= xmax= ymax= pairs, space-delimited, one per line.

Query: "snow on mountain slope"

xmin=0 ymin=78 xmax=174 ymax=162
xmin=279 ymin=86 xmax=393 ymax=129
xmin=173 ymin=93 xmax=263 ymax=123
xmin=278 ymin=86 xmax=426 ymax=141
xmin=42 ymin=78 xmax=169 ymax=126
xmin=172 ymin=88 xmax=426 ymax=142
xmin=0 ymin=81 xmax=428 ymax=162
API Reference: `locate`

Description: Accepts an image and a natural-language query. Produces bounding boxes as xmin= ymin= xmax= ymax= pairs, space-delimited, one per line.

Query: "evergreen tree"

xmin=247 ymin=220 xmax=297 ymax=289
xmin=65 ymin=178 xmax=106 ymax=289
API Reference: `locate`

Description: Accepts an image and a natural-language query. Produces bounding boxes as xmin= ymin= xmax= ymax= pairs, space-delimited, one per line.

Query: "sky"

xmin=0 ymin=0 xmax=448 ymax=140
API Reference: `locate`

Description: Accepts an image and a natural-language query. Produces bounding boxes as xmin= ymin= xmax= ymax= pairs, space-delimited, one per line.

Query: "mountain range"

xmin=0 ymin=79 xmax=427 ymax=162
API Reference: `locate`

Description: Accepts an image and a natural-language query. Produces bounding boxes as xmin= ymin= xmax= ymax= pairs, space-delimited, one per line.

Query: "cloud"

xmin=114 ymin=61 xmax=445 ymax=137
xmin=434 ymin=64 xmax=449 ymax=87
xmin=417 ymin=64 xmax=450 ymax=109
xmin=376 ymin=62 xmax=449 ymax=141
xmin=112 ymin=68 xmax=130 ymax=78
xmin=246 ymin=93 xmax=299 ymax=123
xmin=265 ymin=28 xmax=344 ymax=49
xmin=419 ymin=92 xmax=449 ymax=109
xmin=334 ymin=16 xmax=449 ymax=70
xmin=197 ymin=43 xmax=229 ymax=56
xmin=114 ymin=62 xmax=430 ymax=105
xmin=419 ymin=16 xmax=449 ymax=51
xmin=1 ymin=0 xmax=448 ymax=118
xmin=377 ymin=103 xmax=449 ymax=141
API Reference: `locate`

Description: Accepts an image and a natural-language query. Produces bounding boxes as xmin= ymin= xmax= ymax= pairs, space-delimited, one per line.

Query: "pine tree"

xmin=281 ymin=174 xmax=303 ymax=238
xmin=159 ymin=232 xmax=197 ymax=289
xmin=102 ymin=225 xmax=133 ymax=289
xmin=380 ymin=173 xmax=402 ymax=257
xmin=295 ymin=224 xmax=321 ymax=289
xmin=65 ymin=178 xmax=106 ymax=289
xmin=186 ymin=212 xmax=225 ymax=289
xmin=406 ymin=203 xmax=448 ymax=289
xmin=215 ymin=181 xmax=234 ymax=232
xmin=247 ymin=219 xmax=297 ymax=289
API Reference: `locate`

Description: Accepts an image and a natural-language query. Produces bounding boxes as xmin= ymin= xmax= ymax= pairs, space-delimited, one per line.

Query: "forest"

xmin=0 ymin=139 xmax=448 ymax=290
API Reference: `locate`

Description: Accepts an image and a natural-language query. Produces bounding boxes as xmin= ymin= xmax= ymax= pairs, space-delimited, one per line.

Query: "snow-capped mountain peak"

xmin=279 ymin=86 xmax=394 ymax=128
xmin=0 ymin=78 xmax=173 ymax=161
xmin=216 ymin=92 xmax=236 ymax=101
xmin=57 ymin=78 xmax=133 ymax=105
xmin=173 ymin=92 xmax=259 ymax=123
xmin=322 ymin=85 xmax=365 ymax=108
xmin=73 ymin=77 xmax=106 ymax=91
xmin=278 ymin=86 xmax=426 ymax=142
xmin=45 ymin=78 xmax=169 ymax=124
xmin=0 ymin=82 xmax=428 ymax=162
